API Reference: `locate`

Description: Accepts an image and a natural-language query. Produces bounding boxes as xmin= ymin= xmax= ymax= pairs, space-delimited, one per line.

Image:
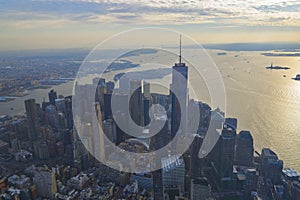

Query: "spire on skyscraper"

xmin=179 ymin=34 xmax=182 ymax=64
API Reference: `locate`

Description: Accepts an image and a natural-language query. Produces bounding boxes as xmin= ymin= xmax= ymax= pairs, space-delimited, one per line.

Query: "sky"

xmin=0 ymin=0 xmax=300 ymax=50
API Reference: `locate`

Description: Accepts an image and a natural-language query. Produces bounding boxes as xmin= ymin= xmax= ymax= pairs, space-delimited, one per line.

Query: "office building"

xmin=260 ymin=148 xmax=283 ymax=185
xmin=235 ymin=130 xmax=254 ymax=167
xmin=162 ymin=156 xmax=185 ymax=196
xmin=55 ymin=98 xmax=66 ymax=114
xmin=104 ymin=93 xmax=112 ymax=120
xmin=33 ymin=168 xmax=57 ymax=199
xmin=152 ymin=169 xmax=164 ymax=200
xmin=291 ymin=181 xmax=300 ymax=199
xmin=106 ymin=81 xmax=115 ymax=94
xmin=217 ymin=128 xmax=236 ymax=178
xmin=48 ymin=89 xmax=57 ymax=105
xmin=211 ymin=119 xmax=237 ymax=189
xmin=191 ymin=178 xmax=211 ymax=200
xmin=129 ymin=79 xmax=144 ymax=126
xmin=103 ymin=119 xmax=117 ymax=144
xmin=171 ymin=37 xmax=188 ymax=139
xmin=25 ymin=99 xmax=40 ymax=140
xmin=65 ymin=95 xmax=73 ymax=130
xmin=94 ymin=78 xmax=106 ymax=110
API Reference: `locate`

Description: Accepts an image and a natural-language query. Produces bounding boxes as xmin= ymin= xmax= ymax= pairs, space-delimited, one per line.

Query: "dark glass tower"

xmin=235 ymin=130 xmax=254 ymax=167
xmin=64 ymin=95 xmax=73 ymax=130
xmin=129 ymin=80 xmax=150 ymax=127
xmin=25 ymin=98 xmax=40 ymax=140
xmin=171 ymin=35 xmax=188 ymax=138
xmin=152 ymin=169 xmax=164 ymax=200
xmin=104 ymin=93 xmax=112 ymax=120
xmin=210 ymin=118 xmax=237 ymax=190
xmin=48 ymin=89 xmax=57 ymax=105
xmin=129 ymin=80 xmax=144 ymax=126
xmin=217 ymin=128 xmax=236 ymax=178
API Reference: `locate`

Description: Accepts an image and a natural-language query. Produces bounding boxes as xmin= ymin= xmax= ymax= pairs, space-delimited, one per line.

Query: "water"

xmin=212 ymin=50 xmax=300 ymax=171
xmin=1 ymin=49 xmax=299 ymax=171
xmin=0 ymin=81 xmax=75 ymax=116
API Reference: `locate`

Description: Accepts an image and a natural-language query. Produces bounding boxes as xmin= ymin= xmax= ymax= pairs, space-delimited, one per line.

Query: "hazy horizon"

xmin=1 ymin=42 xmax=300 ymax=55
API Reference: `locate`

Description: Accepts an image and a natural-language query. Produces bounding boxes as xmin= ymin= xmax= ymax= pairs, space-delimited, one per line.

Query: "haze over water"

xmin=1 ymin=49 xmax=300 ymax=171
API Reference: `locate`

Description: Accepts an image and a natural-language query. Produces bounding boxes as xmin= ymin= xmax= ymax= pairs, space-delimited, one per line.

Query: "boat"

xmin=295 ymin=74 xmax=300 ymax=80
xmin=266 ymin=63 xmax=290 ymax=70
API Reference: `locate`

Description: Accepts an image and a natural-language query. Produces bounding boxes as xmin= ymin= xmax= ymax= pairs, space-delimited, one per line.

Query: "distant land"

xmin=121 ymin=49 xmax=158 ymax=57
xmin=1 ymin=43 xmax=300 ymax=58
xmin=275 ymin=49 xmax=300 ymax=52
xmin=261 ymin=53 xmax=300 ymax=57
xmin=114 ymin=68 xmax=172 ymax=81
xmin=106 ymin=59 xmax=139 ymax=71
xmin=202 ymin=43 xmax=300 ymax=51
xmin=0 ymin=48 xmax=89 ymax=59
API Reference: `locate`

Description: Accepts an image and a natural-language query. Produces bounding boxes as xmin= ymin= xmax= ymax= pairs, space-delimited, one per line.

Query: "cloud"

xmin=0 ymin=0 xmax=300 ymax=29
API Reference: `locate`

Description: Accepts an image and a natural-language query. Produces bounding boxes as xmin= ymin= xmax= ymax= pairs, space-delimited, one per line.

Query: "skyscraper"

xmin=25 ymin=99 xmax=40 ymax=140
xmin=104 ymin=93 xmax=112 ymax=120
xmin=129 ymin=79 xmax=150 ymax=126
xmin=55 ymin=97 xmax=66 ymax=114
xmin=212 ymin=118 xmax=237 ymax=188
xmin=64 ymin=95 xmax=73 ymax=130
xmin=106 ymin=81 xmax=115 ymax=94
xmin=150 ymin=114 xmax=169 ymax=151
xmin=33 ymin=168 xmax=57 ymax=199
xmin=219 ymin=127 xmax=236 ymax=178
xmin=162 ymin=156 xmax=185 ymax=198
xmin=171 ymin=35 xmax=188 ymax=139
xmin=152 ymin=169 xmax=164 ymax=200
xmin=143 ymin=81 xmax=151 ymax=126
xmin=235 ymin=130 xmax=254 ymax=167
xmin=129 ymin=80 xmax=143 ymax=126
xmin=149 ymin=93 xmax=170 ymax=152
xmin=103 ymin=119 xmax=117 ymax=144
xmin=260 ymin=148 xmax=279 ymax=177
xmin=48 ymin=89 xmax=57 ymax=105
xmin=191 ymin=178 xmax=211 ymax=200
xmin=260 ymin=148 xmax=283 ymax=185
xmin=95 ymin=78 xmax=106 ymax=110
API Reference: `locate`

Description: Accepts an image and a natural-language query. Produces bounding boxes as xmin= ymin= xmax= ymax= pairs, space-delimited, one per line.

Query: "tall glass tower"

xmin=171 ymin=35 xmax=188 ymax=138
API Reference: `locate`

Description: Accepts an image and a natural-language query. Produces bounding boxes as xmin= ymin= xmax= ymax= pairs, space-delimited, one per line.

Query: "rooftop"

xmin=282 ymin=168 xmax=300 ymax=179
xmin=262 ymin=148 xmax=278 ymax=159
xmin=238 ymin=130 xmax=253 ymax=140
